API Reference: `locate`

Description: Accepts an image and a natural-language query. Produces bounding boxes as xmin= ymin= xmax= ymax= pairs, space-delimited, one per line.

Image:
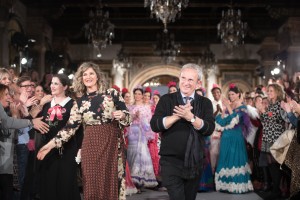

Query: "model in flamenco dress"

xmin=121 ymin=88 xmax=138 ymax=196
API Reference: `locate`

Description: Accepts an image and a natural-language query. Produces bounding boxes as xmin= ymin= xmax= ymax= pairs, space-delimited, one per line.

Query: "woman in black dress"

xmin=37 ymin=74 xmax=81 ymax=200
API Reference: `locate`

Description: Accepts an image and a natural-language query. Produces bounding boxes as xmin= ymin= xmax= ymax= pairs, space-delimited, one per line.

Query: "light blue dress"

xmin=214 ymin=105 xmax=253 ymax=193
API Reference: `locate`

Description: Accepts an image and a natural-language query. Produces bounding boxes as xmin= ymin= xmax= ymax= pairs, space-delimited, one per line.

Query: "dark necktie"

xmin=183 ymin=96 xmax=192 ymax=104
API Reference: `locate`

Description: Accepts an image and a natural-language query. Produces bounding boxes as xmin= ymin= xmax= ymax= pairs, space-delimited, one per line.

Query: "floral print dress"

xmin=51 ymin=89 xmax=131 ymax=200
xmin=126 ymin=104 xmax=158 ymax=188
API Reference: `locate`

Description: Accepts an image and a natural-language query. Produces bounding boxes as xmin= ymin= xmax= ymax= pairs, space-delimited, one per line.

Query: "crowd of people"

xmin=0 ymin=63 xmax=299 ymax=200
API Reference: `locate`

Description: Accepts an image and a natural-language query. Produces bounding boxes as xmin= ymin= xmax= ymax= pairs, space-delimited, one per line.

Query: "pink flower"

xmin=229 ymin=83 xmax=236 ymax=89
xmin=268 ymin=112 xmax=273 ymax=117
xmin=167 ymin=81 xmax=177 ymax=88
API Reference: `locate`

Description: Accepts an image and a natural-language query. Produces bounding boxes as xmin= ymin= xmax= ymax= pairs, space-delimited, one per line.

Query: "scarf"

xmin=176 ymin=92 xmax=204 ymax=179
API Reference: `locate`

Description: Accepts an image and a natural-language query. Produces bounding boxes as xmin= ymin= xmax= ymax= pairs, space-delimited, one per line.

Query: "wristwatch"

xmin=190 ymin=115 xmax=196 ymax=123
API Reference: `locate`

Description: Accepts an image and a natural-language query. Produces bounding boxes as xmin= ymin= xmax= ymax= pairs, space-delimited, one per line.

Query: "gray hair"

xmin=181 ymin=63 xmax=202 ymax=81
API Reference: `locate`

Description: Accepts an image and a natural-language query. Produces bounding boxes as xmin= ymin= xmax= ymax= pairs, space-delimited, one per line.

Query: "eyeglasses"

xmin=20 ymin=84 xmax=35 ymax=88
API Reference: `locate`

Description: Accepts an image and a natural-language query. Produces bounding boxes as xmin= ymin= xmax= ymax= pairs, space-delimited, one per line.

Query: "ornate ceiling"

xmin=19 ymin=0 xmax=300 ymax=57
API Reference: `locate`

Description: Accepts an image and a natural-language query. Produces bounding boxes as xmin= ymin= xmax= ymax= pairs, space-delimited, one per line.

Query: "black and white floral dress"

xmin=51 ymin=88 xmax=131 ymax=200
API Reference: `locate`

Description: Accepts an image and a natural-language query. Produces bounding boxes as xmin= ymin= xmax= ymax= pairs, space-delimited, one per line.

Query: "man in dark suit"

xmin=150 ymin=63 xmax=215 ymax=200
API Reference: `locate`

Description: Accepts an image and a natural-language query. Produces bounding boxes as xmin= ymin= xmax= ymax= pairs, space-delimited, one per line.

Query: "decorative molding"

xmin=128 ymin=65 xmax=180 ymax=92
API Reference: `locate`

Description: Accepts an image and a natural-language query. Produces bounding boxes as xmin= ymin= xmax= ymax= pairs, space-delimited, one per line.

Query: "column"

xmin=111 ymin=61 xmax=126 ymax=89
xmin=278 ymin=18 xmax=300 ymax=75
xmin=26 ymin=16 xmax=52 ymax=76
xmin=257 ymin=37 xmax=280 ymax=83
xmin=206 ymin=66 xmax=218 ymax=99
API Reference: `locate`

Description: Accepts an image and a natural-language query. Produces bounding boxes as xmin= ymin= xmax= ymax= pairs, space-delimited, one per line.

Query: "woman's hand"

xmin=290 ymin=100 xmax=300 ymax=114
xmin=75 ymin=149 xmax=81 ymax=164
xmin=221 ymin=98 xmax=231 ymax=109
xmin=112 ymin=110 xmax=125 ymax=120
xmin=9 ymin=102 xmax=21 ymax=118
xmin=280 ymin=101 xmax=291 ymax=112
xmin=40 ymin=95 xmax=52 ymax=106
xmin=37 ymin=140 xmax=56 ymax=160
xmin=32 ymin=117 xmax=49 ymax=133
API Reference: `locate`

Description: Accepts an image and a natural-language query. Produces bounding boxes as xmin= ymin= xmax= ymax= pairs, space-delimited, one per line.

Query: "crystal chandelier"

xmin=84 ymin=0 xmax=114 ymax=50
xmin=217 ymin=4 xmax=247 ymax=49
xmin=112 ymin=48 xmax=131 ymax=69
xmin=198 ymin=47 xmax=216 ymax=75
xmin=154 ymin=31 xmax=181 ymax=63
xmin=144 ymin=0 xmax=189 ymax=32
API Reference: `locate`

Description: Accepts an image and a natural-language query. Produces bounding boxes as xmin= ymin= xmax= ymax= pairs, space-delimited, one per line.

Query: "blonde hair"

xmin=72 ymin=62 xmax=107 ymax=95
xmin=267 ymin=83 xmax=284 ymax=102
xmin=0 ymin=68 xmax=12 ymax=82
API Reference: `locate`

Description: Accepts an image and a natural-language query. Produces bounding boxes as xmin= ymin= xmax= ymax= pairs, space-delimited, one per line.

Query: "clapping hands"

xmin=255 ymin=100 xmax=266 ymax=114
xmin=173 ymin=102 xmax=193 ymax=121
xmin=221 ymin=98 xmax=231 ymax=111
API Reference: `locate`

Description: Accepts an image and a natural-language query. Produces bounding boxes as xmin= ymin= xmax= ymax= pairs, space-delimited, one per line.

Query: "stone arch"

xmin=128 ymin=65 xmax=181 ymax=92
xmin=222 ymin=79 xmax=252 ymax=96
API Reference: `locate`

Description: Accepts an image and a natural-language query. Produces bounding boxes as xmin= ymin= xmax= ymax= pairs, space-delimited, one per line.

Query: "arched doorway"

xmin=128 ymin=65 xmax=181 ymax=92
xmin=222 ymin=79 xmax=252 ymax=95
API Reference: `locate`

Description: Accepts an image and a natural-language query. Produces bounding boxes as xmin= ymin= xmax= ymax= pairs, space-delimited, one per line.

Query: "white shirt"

xmin=212 ymin=99 xmax=223 ymax=115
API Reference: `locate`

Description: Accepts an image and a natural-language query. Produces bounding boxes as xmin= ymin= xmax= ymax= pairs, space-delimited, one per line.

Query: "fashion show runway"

xmin=126 ymin=189 xmax=263 ymax=200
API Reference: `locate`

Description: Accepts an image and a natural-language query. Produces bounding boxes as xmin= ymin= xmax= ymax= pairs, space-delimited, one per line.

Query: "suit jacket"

xmin=150 ymin=91 xmax=215 ymax=162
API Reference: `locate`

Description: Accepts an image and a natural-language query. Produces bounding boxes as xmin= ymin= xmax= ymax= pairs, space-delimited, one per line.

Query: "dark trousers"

xmin=160 ymin=158 xmax=202 ymax=200
xmin=0 ymin=174 xmax=13 ymax=200
xmin=16 ymin=144 xmax=29 ymax=200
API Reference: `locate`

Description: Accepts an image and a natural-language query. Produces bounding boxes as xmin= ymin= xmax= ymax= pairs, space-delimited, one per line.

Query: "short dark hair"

xmin=16 ymin=76 xmax=31 ymax=86
xmin=211 ymin=87 xmax=221 ymax=93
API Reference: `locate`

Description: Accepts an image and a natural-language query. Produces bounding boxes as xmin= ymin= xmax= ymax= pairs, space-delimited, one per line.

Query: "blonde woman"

xmin=256 ymin=83 xmax=286 ymax=200
xmin=37 ymin=62 xmax=131 ymax=200
xmin=0 ymin=68 xmax=12 ymax=86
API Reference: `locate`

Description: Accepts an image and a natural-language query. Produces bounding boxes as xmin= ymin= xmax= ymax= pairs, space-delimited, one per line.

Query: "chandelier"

xmin=198 ymin=47 xmax=216 ymax=75
xmin=84 ymin=0 xmax=114 ymax=50
xmin=154 ymin=31 xmax=181 ymax=63
xmin=144 ymin=0 xmax=189 ymax=33
xmin=113 ymin=48 xmax=131 ymax=69
xmin=217 ymin=4 xmax=247 ymax=49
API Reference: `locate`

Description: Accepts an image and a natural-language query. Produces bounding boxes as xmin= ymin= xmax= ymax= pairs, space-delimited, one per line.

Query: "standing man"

xmin=150 ymin=63 xmax=215 ymax=200
xmin=210 ymin=84 xmax=223 ymax=174
xmin=15 ymin=76 xmax=37 ymax=199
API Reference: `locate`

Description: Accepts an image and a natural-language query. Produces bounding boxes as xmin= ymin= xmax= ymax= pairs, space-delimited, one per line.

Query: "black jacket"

xmin=150 ymin=91 xmax=215 ymax=161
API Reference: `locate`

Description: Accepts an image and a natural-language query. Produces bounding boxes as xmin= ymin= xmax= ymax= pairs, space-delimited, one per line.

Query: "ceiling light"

xmin=84 ymin=0 xmax=114 ymax=50
xmin=58 ymin=68 xmax=65 ymax=74
xmin=217 ymin=3 xmax=247 ymax=49
xmin=21 ymin=58 xmax=27 ymax=65
xmin=145 ymin=0 xmax=189 ymax=33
